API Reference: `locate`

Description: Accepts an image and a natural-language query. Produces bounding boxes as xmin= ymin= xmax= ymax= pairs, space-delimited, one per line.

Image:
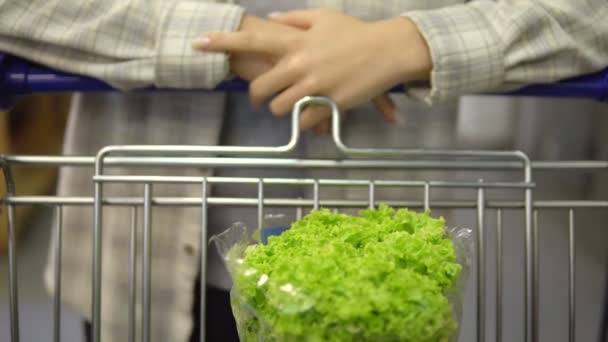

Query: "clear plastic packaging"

xmin=211 ymin=206 xmax=473 ymax=342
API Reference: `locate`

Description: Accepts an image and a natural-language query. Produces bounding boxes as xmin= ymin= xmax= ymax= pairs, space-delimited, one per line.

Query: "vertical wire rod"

xmin=200 ymin=179 xmax=209 ymax=341
xmin=142 ymin=184 xmax=152 ymax=342
xmin=496 ymin=209 xmax=503 ymax=342
xmin=53 ymin=206 xmax=63 ymax=342
xmin=568 ymin=209 xmax=576 ymax=342
xmin=129 ymin=206 xmax=137 ymax=342
xmin=3 ymin=160 xmax=20 ymax=342
xmin=258 ymin=179 xmax=264 ymax=230
xmin=524 ymin=187 xmax=534 ymax=342
xmin=296 ymin=196 xmax=303 ymax=220
xmin=369 ymin=181 xmax=375 ymax=209
xmin=313 ymin=180 xmax=319 ymax=210
xmin=7 ymin=203 xmax=19 ymax=342
xmin=532 ymin=209 xmax=539 ymax=342
xmin=92 ymin=181 xmax=103 ymax=342
xmin=477 ymin=186 xmax=486 ymax=342
xmin=423 ymin=182 xmax=430 ymax=211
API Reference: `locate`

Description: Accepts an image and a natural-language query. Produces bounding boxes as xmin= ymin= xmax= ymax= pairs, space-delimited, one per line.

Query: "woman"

xmin=1 ymin=1 xmax=607 ymax=342
xmin=0 ymin=2 xmax=404 ymax=341
xmin=200 ymin=1 xmax=608 ymax=133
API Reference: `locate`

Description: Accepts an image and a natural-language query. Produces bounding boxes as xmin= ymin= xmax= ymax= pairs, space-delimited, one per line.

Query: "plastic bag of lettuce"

xmin=212 ymin=205 xmax=472 ymax=342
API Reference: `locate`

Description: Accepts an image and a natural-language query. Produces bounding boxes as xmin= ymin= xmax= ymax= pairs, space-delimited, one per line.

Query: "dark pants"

xmin=84 ymin=274 xmax=239 ymax=342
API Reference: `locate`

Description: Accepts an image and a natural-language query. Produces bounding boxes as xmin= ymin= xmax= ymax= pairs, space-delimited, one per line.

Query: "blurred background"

xmin=0 ymin=95 xmax=85 ymax=341
xmin=0 ymin=94 xmax=607 ymax=341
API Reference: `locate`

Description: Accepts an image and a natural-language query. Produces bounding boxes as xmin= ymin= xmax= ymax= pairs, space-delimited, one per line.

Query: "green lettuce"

xmin=230 ymin=205 xmax=462 ymax=341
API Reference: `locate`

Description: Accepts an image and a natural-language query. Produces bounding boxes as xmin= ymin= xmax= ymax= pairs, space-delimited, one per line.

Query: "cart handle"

xmin=1 ymin=53 xmax=607 ymax=100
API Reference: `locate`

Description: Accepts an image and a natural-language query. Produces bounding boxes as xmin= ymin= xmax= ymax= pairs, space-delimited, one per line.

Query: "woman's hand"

xmin=195 ymin=9 xmax=432 ymax=132
xmin=194 ymin=15 xmax=289 ymax=81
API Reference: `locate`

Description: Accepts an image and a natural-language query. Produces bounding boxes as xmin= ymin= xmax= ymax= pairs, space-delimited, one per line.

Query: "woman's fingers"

xmin=192 ymin=31 xmax=287 ymax=56
xmin=313 ymin=119 xmax=331 ymax=136
xmin=269 ymin=77 xmax=321 ymax=116
xmin=372 ymin=95 xmax=400 ymax=123
xmin=302 ymin=96 xmax=398 ymax=131
xmin=267 ymin=10 xmax=322 ymax=30
xmin=248 ymin=60 xmax=297 ymax=107
xmin=230 ymin=52 xmax=274 ymax=81
xmin=300 ymin=106 xmax=332 ymax=130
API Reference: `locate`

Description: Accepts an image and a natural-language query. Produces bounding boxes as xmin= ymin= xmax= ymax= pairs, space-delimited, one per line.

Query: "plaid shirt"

xmin=1 ymin=0 xmax=607 ymax=341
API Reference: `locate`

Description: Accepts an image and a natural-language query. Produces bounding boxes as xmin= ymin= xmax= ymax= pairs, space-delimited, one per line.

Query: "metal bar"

xmin=7 ymin=202 xmax=19 ymax=342
xmin=90 ymin=100 xmax=302 ymax=164
xmin=524 ymin=189 xmax=534 ymax=342
xmin=368 ymin=181 xmax=375 ymax=209
xmin=4 ymin=155 xmax=608 ymax=172
xmin=496 ymin=209 xmax=503 ymax=342
xmin=93 ymin=175 xmax=533 ymax=189
xmin=477 ymin=186 xmax=486 ymax=342
xmin=423 ymin=182 xmax=430 ymax=211
xmin=86 ymin=98 xmax=531 ymax=177
xmin=4 ymin=155 xmax=608 ymax=171
xmin=296 ymin=201 xmax=303 ymax=220
xmin=83 ymin=100 xmax=537 ymax=301
xmin=532 ymin=209 xmax=540 ymax=342
xmin=5 ymin=196 xmax=608 ymax=209
xmin=524 ymin=153 xmax=534 ymax=342
xmin=199 ymin=179 xmax=208 ymax=342
xmin=2 ymin=160 xmax=20 ymax=342
xmin=53 ymin=206 xmax=63 ymax=342
xmin=129 ymin=206 xmax=137 ymax=342
xmin=258 ymin=179 xmax=264 ymax=230
xmin=568 ymin=209 xmax=576 ymax=342
xmin=313 ymin=180 xmax=319 ymax=210
xmin=3 ymin=53 xmax=606 ymax=99
xmin=526 ymin=201 xmax=608 ymax=208
xmin=92 ymin=182 xmax=103 ymax=342
xmin=142 ymin=184 xmax=152 ymax=342
xmin=320 ymin=96 xmax=533 ymax=168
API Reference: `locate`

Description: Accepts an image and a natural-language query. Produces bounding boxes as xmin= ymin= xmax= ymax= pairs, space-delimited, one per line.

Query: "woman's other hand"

xmin=194 ymin=9 xmax=431 ymax=132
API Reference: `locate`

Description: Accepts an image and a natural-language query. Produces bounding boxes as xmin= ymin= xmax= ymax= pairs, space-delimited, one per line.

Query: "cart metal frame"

xmin=2 ymin=96 xmax=608 ymax=342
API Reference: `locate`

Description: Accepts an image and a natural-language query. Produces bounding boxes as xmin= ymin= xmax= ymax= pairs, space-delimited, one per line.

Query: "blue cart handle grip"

xmin=1 ymin=53 xmax=607 ymax=101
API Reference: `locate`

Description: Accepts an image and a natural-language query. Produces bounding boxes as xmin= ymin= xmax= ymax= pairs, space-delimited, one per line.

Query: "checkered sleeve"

xmin=405 ymin=0 xmax=608 ymax=104
xmin=306 ymin=0 xmax=465 ymax=21
xmin=0 ymin=0 xmax=244 ymax=89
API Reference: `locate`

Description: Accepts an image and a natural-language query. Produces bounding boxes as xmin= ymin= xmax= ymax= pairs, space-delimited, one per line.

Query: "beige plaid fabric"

xmin=1 ymin=0 xmax=607 ymax=341
xmin=0 ymin=0 xmax=243 ymax=90
xmin=405 ymin=0 xmax=608 ymax=103
xmin=312 ymin=0 xmax=608 ymax=103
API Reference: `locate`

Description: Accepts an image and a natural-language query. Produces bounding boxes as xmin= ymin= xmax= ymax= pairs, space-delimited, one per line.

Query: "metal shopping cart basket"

xmin=1 ymin=53 xmax=608 ymax=342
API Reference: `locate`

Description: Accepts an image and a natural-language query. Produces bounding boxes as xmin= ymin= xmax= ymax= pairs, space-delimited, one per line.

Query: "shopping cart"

xmin=1 ymin=53 xmax=608 ymax=342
